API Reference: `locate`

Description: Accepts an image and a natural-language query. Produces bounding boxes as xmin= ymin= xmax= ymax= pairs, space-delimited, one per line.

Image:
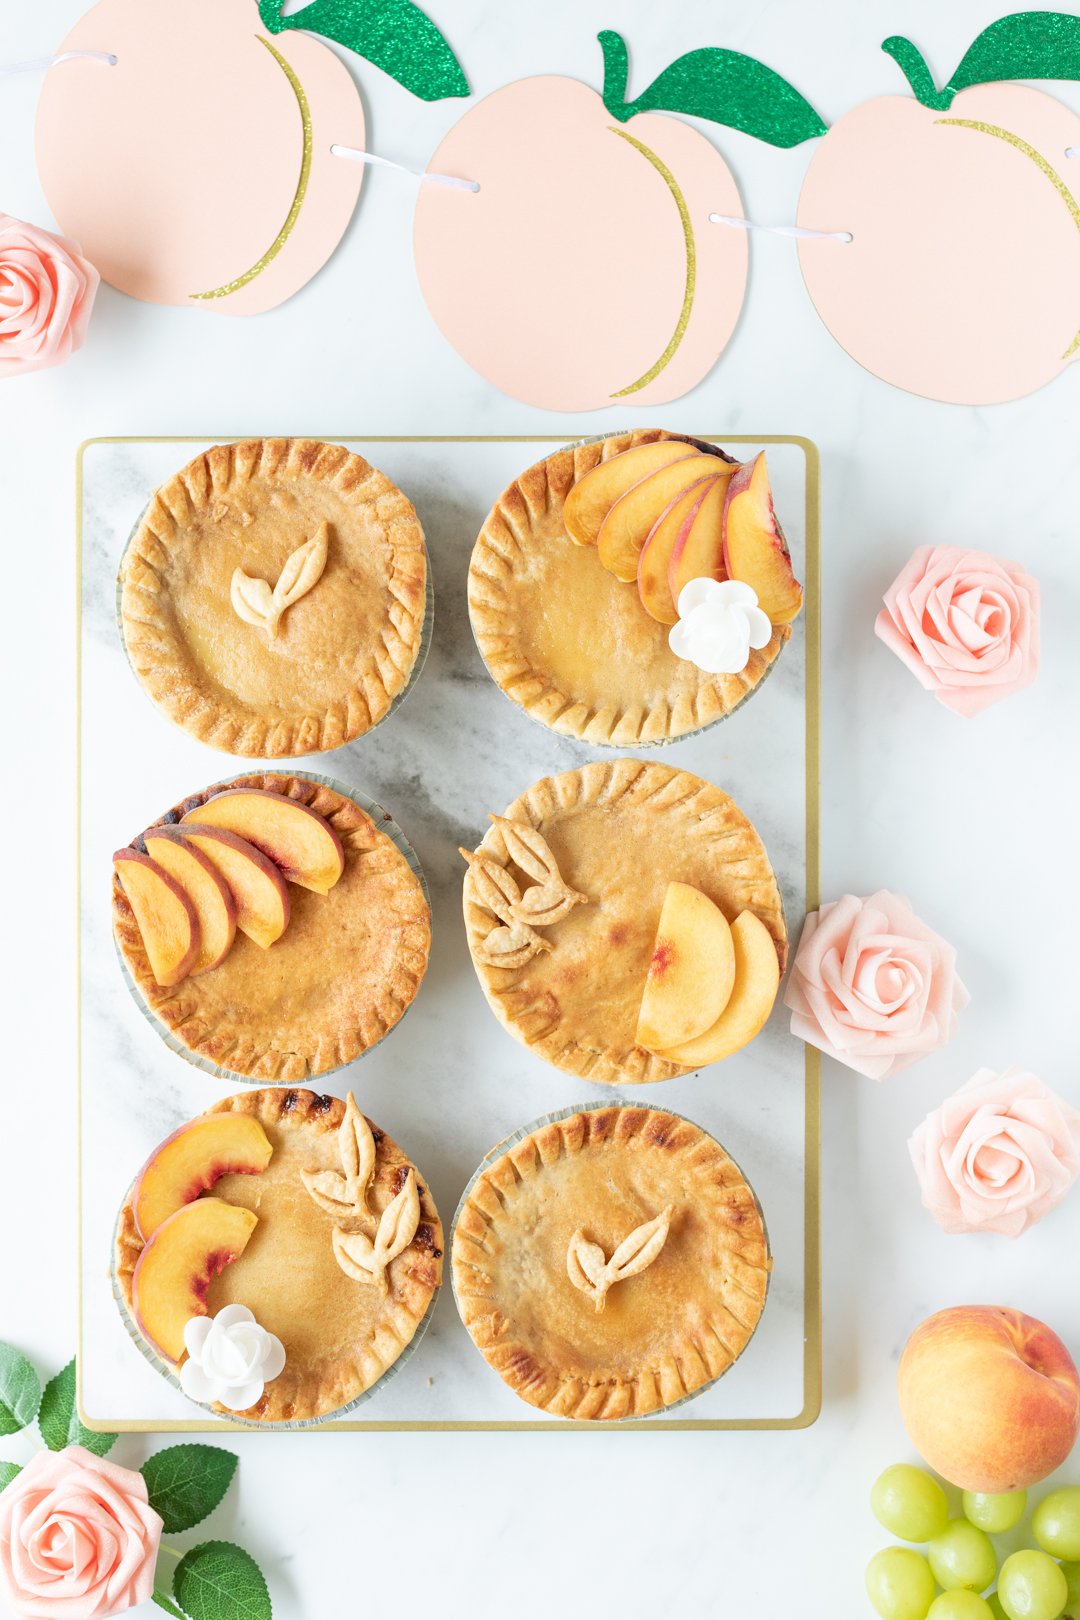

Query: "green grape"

xmin=1033 ymin=1488 xmax=1080 ymax=1561
xmin=873 ymin=1464 xmax=951 ymax=1542
xmin=929 ymin=1520 xmax=998 ymax=1594
xmin=1060 ymin=1561 xmax=1080 ymax=1610
xmin=927 ymin=1592 xmax=996 ymax=1618
xmin=988 ymin=1597 xmax=1009 ymax=1620
xmin=997 ymin=1550 xmax=1068 ymax=1620
xmin=963 ymin=1491 xmax=1028 ymax=1534
xmin=867 ymin=1546 xmax=937 ymax=1620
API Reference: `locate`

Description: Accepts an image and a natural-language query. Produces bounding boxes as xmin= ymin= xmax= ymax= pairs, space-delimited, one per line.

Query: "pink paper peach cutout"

xmin=797 ymin=83 xmax=1080 ymax=405
xmin=413 ymin=75 xmax=749 ymax=411
xmin=35 ymin=0 xmax=365 ymax=315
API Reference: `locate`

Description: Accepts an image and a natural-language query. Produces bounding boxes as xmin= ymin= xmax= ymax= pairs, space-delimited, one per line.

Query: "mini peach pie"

xmin=452 ymin=1105 xmax=770 ymax=1420
xmin=460 ymin=760 xmax=786 ymax=1085
xmin=468 ymin=430 xmax=802 ymax=745
xmin=112 ymin=773 xmax=430 ymax=1080
xmin=114 ymin=1089 xmax=442 ymax=1423
xmin=119 ymin=439 xmax=428 ymax=757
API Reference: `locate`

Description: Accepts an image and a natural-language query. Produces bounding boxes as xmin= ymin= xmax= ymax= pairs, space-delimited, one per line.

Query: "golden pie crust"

xmin=469 ymin=430 xmax=790 ymax=746
xmin=453 ymin=1106 xmax=770 ymax=1420
xmin=462 ymin=760 xmax=786 ymax=1085
xmin=115 ymin=1089 xmax=443 ymax=1423
xmin=112 ymin=774 xmax=430 ymax=1081
xmin=120 ymin=439 xmax=427 ymax=757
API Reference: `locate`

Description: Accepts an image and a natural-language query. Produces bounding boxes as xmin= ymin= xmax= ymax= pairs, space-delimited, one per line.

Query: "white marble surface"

xmin=1 ymin=0 xmax=1079 ymax=1614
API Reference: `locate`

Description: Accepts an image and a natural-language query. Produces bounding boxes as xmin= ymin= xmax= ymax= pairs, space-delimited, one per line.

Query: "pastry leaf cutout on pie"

xmin=332 ymin=1172 xmax=421 ymax=1294
xmin=460 ymin=818 xmax=589 ymax=968
xmin=300 ymin=1093 xmax=375 ymax=1221
xmin=231 ymin=521 xmax=330 ymax=639
xmin=566 ymin=1205 xmax=674 ymax=1313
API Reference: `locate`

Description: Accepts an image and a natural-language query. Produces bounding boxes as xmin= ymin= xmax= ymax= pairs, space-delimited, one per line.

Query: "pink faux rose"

xmin=910 ymin=1067 xmax=1080 ymax=1238
xmin=875 ymin=545 xmax=1039 ymax=717
xmin=783 ymin=890 xmax=969 ymax=1080
xmin=0 ymin=215 xmax=99 ymax=379
xmin=0 ymin=1446 xmax=162 ymax=1618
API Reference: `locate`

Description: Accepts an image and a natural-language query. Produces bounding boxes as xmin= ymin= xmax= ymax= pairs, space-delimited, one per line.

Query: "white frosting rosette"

xmin=669 ymin=579 xmax=772 ymax=675
xmin=180 ymin=1304 xmax=286 ymax=1411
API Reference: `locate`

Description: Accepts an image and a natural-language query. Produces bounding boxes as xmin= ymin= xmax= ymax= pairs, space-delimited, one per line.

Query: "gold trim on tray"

xmin=75 ymin=433 xmax=822 ymax=1434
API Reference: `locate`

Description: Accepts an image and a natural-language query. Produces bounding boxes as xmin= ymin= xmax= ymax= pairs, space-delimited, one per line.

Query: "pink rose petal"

xmin=0 ymin=214 xmax=99 ymax=379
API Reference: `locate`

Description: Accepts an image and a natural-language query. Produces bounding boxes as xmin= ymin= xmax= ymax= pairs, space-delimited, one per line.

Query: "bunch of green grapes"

xmin=866 ymin=1466 xmax=1080 ymax=1620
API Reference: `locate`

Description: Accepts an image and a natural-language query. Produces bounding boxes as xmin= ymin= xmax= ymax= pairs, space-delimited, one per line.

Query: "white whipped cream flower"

xmin=179 ymin=1304 xmax=286 ymax=1412
xmin=669 ymin=578 xmax=772 ymax=675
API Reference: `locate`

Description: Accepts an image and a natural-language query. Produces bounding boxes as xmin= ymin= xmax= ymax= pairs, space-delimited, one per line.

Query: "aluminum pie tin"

xmin=449 ymin=1100 xmax=772 ymax=1422
xmin=114 ymin=768 xmax=430 ymax=1086
xmin=109 ymin=1185 xmax=441 ymax=1431
xmin=115 ymin=497 xmax=435 ymax=758
xmin=467 ymin=431 xmax=787 ymax=751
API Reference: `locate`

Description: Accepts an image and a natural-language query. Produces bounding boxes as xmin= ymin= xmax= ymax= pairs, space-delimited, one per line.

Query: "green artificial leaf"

xmin=38 ymin=1360 xmax=117 ymax=1458
xmin=174 ymin=1542 xmax=272 ymax=1620
xmin=152 ymin=1595 xmax=187 ymax=1618
xmin=141 ymin=1446 xmax=239 ymax=1534
xmin=598 ymin=29 xmax=827 ymax=147
xmin=0 ymin=1343 xmax=41 ymax=1436
xmin=0 ymin=1461 xmax=23 ymax=1492
xmin=257 ymin=0 xmax=468 ymax=100
xmin=884 ymin=12 xmax=1080 ymax=110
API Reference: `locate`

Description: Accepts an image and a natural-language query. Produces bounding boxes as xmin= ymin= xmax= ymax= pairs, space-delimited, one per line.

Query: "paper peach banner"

xmin=35 ymin=0 xmax=365 ymax=315
xmin=797 ymin=82 xmax=1080 ymax=405
xmin=413 ymin=75 xmax=749 ymax=411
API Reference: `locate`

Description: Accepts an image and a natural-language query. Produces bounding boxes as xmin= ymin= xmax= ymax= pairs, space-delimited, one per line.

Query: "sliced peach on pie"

xmin=636 ymin=477 xmax=721 ymax=625
xmin=563 ymin=439 xmax=700 ymax=547
xmin=721 ymin=453 xmax=803 ymax=625
xmin=132 ymin=1197 xmax=258 ymax=1365
xmin=113 ymin=848 xmax=200 ymax=988
xmin=669 ymin=476 xmax=730 ymax=607
xmin=656 ymin=910 xmax=781 ymax=1067
xmin=142 ymin=828 xmax=236 ymax=975
xmin=635 ymin=881 xmax=736 ymax=1053
xmin=133 ymin=1113 xmax=273 ymax=1242
xmin=182 ymin=790 xmax=344 ymax=896
xmin=177 ymin=825 xmax=290 ymax=949
xmin=598 ymin=456 xmax=735 ymax=583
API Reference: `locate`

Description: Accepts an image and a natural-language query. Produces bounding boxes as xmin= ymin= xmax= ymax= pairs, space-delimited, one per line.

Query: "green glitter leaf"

xmin=884 ymin=12 xmax=1080 ymax=109
xmin=258 ymin=0 xmax=468 ymax=101
xmin=598 ymin=30 xmax=827 ymax=147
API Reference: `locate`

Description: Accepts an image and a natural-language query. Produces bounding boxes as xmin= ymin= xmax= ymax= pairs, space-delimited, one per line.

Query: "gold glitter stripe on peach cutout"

xmin=608 ymin=127 xmax=697 ymax=397
xmin=938 ymin=117 xmax=1080 ymax=359
xmin=191 ymin=36 xmax=313 ymax=301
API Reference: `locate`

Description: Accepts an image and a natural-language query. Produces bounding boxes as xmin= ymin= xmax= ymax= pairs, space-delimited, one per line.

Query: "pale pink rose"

xmin=0 ymin=215 xmax=99 ymax=379
xmin=910 ymin=1067 xmax=1080 ymax=1238
xmin=875 ymin=544 xmax=1039 ymax=717
xmin=0 ymin=1446 xmax=162 ymax=1618
xmin=783 ymin=890 xmax=968 ymax=1080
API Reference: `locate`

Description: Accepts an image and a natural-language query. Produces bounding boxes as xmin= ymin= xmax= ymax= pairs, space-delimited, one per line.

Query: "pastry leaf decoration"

xmin=566 ymin=1206 xmax=674 ymax=1313
xmin=460 ymin=818 xmax=589 ymax=969
xmin=301 ymin=1092 xmax=375 ymax=1221
xmin=332 ymin=1171 xmax=420 ymax=1293
xmin=231 ymin=521 xmax=328 ymax=639
xmin=257 ymin=0 xmax=469 ymax=101
xmin=883 ymin=12 xmax=1080 ymax=110
xmin=598 ymin=30 xmax=827 ymax=148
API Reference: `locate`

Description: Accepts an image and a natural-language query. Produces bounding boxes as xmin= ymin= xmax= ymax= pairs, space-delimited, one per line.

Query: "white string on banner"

xmin=331 ymin=144 xmax=479 ymax=192
xmin=710 ymin=212 xmax=852 ymax=243
xmin=0 ymin=51 xmax=117 ymax=76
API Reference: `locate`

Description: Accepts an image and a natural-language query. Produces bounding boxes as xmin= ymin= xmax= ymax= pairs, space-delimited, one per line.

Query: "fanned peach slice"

xmin=563 ymin=439 xmax=699 ymax=547
xmin=598 ymin=456 xmax=734 ymax=583
xmin=722 ymin=453 xmax=803 ymax=625
xmin=178 ymin=826 xmax=290 ymax=949
xmin=637 ymin=477 xmax=721 ymax=625
xmin=113 ymin=848 xmax=200 ymax=988
xmin=635 ymin=882 xmax=736 ymax=1053
xmin=133 ymin=1114 xmax=273 ymax=1242
xmin=182 ymin=791 xmax=344 ymax=896
xmin=669 ymin=476 xmax=730 ymax=607
xmin=132 ymin=1197 xmax=258 ymax=1365
xmin=656 ymin=911 xmax=781 ymax=1067
xmin=142 ymin=829 xmax=236 ymax=975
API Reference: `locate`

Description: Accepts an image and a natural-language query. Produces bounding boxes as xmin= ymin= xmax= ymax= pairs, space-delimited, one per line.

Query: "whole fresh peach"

xmin=899 ymin=1306 xmax=1080 ymax=1492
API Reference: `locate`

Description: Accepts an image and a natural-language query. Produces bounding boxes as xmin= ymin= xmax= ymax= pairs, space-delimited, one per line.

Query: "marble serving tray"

xmin=77 ymin=434 xmax=821 ymax=1432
